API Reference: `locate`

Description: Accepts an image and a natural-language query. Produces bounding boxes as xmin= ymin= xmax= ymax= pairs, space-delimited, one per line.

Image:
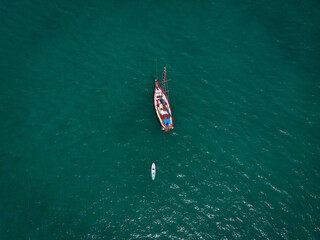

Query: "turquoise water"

xmin=1 ymin=1 xmax=320 ymax=239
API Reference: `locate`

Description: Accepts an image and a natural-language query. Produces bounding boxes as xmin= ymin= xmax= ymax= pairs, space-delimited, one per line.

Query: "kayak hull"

xmin=151 ymin=163 xmax=156 ymax=180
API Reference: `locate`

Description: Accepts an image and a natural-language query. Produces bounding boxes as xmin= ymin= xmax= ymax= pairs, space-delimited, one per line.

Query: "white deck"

xmin=154 ymin=81 xmax=173 ymax=130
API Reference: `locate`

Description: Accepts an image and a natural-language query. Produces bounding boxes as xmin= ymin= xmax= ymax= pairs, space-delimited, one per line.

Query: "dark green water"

xmin=1 ymin=1 xmax=320 ymax=239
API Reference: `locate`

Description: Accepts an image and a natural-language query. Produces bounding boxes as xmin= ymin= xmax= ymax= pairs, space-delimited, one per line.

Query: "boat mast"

xmin=160 ymin=67 xmax=166 ymax=100
xmin=162 ymin=67 xmax=170 ymax=101
xmin=155 ymin=59 xmax=158 ymax=81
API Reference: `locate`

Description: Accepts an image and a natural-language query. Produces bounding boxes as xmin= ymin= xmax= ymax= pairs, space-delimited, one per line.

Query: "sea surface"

xmin=0 ymin=1 xmax=320 ymax=239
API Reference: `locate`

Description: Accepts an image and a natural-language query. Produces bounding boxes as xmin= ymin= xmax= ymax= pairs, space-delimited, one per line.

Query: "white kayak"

xmin=151 ymin=163 xmax=156 ymax=180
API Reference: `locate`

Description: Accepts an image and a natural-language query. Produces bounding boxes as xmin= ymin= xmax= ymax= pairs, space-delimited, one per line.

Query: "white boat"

xmin=151 ymin=163 xmax=156 ymax=180
xmin=154 ymin=67 xmax=174 ymax=132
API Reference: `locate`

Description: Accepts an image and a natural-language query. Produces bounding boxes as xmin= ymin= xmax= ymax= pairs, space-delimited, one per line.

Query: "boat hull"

xmin=154 ymin=80 xmax=174 ymax=131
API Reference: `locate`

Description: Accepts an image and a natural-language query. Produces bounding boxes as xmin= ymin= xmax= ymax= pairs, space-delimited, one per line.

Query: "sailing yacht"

xmin=154 ymin=67 xmax=174 ymax=132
